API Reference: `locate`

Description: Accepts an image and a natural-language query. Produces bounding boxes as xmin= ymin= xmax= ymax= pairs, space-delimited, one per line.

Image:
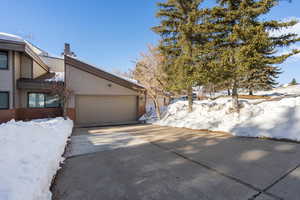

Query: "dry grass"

xmin=238 ymin=95 xmax=271 ymax=100
xmin=211 ymin=95 xmax=271 ymax=100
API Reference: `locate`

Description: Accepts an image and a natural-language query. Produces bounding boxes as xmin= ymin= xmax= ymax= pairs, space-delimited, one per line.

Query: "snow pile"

xmin=141 ymin=102 xmax=167 ymax=122
xmin=0 ymin=118 xmax=73 ymax=200
xmin=45 ymin=72 xmax=65 ymax=82
xmin=155 ymin=94 xmax=300 ymax=141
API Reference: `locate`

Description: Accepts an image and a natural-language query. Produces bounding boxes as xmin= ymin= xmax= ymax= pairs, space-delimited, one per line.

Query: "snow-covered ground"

xmin=153 ymin=85 xmax=300 ymax=141
xmin=255 ymin=84 xmax=300 ymax=97
xmin=0 ymin=118 xmax=73 ymax=200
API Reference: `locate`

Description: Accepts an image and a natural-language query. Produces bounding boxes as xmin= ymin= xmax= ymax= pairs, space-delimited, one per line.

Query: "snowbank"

xmin=0 ymin=118 xmax=73 ymax=200
xmin=155 ymin=92 xmax=300 ymax=141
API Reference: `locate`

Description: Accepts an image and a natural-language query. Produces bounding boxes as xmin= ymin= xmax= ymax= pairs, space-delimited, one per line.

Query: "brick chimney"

xmin=62 ymin=43 xmax=76 ymax=57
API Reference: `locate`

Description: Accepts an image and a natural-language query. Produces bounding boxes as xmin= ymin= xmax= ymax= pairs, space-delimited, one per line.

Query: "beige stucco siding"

xmin=32 ymin=61 xmax=47 ymax=78
xmin=66 ymin=64 xmax=138 ymax=108
xmin=20 ymin=54 xmax=32 ymax=78
xmin=14 ymin=52 xmax=21 ymax=108
xmin=41 ymin=56 xmax=64 ymax=72
xmin=0 ymin=51 xmax=13 ymax=109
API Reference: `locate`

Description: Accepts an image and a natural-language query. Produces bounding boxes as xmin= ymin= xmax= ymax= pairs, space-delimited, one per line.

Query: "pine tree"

xmin=153 ymin=0 xmax=211 ymax=112
xmin=210 ymin=0 xmax=300 ymax=109
xmin=243 ymin=65 xmax=282 ymax=95
xmin=290 ymin=78 xmax=297 ymax=85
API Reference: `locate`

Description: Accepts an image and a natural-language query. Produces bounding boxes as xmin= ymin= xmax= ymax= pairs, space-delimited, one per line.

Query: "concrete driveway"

xmin=52 ymin=125 xmax=300 ymax=200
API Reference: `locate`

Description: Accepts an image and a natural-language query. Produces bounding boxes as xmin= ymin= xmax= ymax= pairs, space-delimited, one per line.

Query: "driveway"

xmin=52 ymin=125 xmax=300 ymax=200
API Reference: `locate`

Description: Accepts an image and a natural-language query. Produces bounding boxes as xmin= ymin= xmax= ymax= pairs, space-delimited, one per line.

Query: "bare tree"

xmin=50 ymin=83 xmax=73 ymax=119
xmin=132 ymin=45 xmax=168 ymax=119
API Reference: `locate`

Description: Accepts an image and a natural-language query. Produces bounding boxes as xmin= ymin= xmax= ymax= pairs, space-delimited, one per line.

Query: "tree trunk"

xmin=153 ymin=99 xmax=161 ymax=119
xmin=63 ymin=99 xmax=68 ymax=120
xmin=187 ymin=86 xmax=193 ymax=112
xmin=227 ymin=88 xmax=231 ymax=96
xmin=232 ymin=80 xmax=239 ymax=111
xmin=249 ymin=89 xmax=253 ymax=96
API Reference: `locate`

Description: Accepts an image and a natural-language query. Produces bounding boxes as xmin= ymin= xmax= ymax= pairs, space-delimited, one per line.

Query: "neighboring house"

xmin=0 ymin=32 xmax=146 ymax=126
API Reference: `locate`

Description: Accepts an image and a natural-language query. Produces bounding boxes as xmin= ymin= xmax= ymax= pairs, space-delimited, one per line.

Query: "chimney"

xmin=62 ymin=43 xmax=76 ymax=57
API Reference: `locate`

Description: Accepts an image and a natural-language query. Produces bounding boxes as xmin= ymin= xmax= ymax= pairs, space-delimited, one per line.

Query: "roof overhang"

xmin=0 ymin=39 xmax=49 ymax=72
xmin=17 ymin=78 xmax=64 ymax=90
xmin=0 ymin=39 xmax=25 ymax=52
xmin=65 ymin=56 xmax=146 ymax=93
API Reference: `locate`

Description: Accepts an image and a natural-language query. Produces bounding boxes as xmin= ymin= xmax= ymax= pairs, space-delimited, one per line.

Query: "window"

xmin=45 ymin=94 xmax=60 ymax=108
xmin=28 ymin=93 xmax=61 ymax=108
xmin=0 ymin=51 xmax=8 ymax=69
xmin=0 ymin=92 xmax=9 ymax=109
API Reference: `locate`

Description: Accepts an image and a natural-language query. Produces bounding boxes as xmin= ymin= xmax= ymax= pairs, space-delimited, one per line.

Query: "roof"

xmin=65 ymin=56 xmax=145 ymax=92
xmin=0 ymin=32 xmax=24 ymax=43
xmin=0 ymin=32 xmax=49 ymax=71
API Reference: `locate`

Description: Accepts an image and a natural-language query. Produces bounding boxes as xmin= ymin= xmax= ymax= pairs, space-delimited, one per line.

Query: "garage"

xmin=75 ymin=95 xmax=138 ymax=126
xmin=65 ymin=56 xmax=146 ymax=127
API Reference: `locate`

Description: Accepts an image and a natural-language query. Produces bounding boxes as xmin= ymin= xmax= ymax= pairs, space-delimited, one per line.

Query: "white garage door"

xmin=75 ymin=95 xmax=137 ymax=126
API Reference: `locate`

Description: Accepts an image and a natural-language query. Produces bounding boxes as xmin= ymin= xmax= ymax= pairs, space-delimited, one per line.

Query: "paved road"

xmin=52 ymin=125 xmax=300 ymax=200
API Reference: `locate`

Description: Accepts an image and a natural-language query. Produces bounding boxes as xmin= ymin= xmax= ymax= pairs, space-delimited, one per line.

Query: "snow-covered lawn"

xmin=0 ymin=118 xmax=73 ymax=200
xmin=154 ymin=85 xmax=300 ymax=142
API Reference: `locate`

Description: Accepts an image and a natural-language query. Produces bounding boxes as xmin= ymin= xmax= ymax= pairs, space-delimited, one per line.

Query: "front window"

xmin=0 ymin=92 xmax=9 ymax=109
xmin=28 ymin=93 xmax=61 ymax=108
xmin=45 ymin=94 xmax=60 ymax=108
xmin=0 ymin=51 xmax=8 ymax=69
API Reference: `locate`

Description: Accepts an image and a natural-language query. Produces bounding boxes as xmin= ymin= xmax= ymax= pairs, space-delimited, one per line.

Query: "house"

xmin=0 ymin=32 xmax=146 ymax=126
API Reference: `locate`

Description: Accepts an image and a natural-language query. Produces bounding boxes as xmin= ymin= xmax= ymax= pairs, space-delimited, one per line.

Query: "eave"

xmin=17 ymin=78 xmax=64 ymax=90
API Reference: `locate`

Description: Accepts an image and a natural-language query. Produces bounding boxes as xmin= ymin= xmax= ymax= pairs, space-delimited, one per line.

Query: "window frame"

xmin=0 ymin=91 xmax=10 ymax=110
xmin=27 ymin=92 xmax=61 ymax=109
xmin=0 ymin=51 xmax=9 ymax=70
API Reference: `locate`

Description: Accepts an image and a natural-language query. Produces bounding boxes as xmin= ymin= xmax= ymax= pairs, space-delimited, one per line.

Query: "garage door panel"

xmin=76 ymin=95 xmax=137 ymax=125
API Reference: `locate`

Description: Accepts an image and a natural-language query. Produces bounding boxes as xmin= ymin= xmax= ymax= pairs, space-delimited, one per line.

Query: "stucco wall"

xmin=20 ymin=54 xmax=32 ymax=78
xmin=0 ymin=50 xmax=13 ymax=109
xmin=41 ymin=56 xmax=64 ymax=72
xmin=32 ymin=61 xmax=47 ymax=78
xmin=65 ymin=64 xmax=139 ymax=108
xmin=14 ymin=52 xmax=21 ymax=108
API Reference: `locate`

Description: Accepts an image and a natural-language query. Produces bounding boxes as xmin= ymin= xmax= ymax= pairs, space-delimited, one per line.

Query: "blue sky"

xmin=1 ymin=0 xmax=300 ymax=84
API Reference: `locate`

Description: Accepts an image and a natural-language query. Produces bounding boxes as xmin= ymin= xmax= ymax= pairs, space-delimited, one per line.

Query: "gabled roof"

xmin=65 ymin=56 xmax=145 ymax=92
xmin=0 ymin=32 xmax=49 ymax=72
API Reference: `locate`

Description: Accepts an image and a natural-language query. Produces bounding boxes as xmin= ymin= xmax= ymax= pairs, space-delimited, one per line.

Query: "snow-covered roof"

xmin=0 ymin=32 xmax=50 ymax=56
xmin=112 ymin=73 xmax=144 ymax=88
xmin=0 ymin=32 xmax=24 ymax=43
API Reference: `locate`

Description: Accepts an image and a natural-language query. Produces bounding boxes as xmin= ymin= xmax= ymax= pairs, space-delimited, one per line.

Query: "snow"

xmin=255 ymin=84 xmax=300 ymax=97
xmin=0 ymin=118 xmax=73 ymax=200
xmin=0 ymin=32 xmax=24 ymax=43
xmin=0 ymin=32 xmax=50 ymax=57
xmin=153 ymin=85 xmax=300 ymax=142
xmin=45 ymin=72 xmax=65 ymax=82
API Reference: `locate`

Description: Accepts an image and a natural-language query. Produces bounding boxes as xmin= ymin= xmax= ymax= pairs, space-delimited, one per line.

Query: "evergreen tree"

xmin=153 ymin=0 xmax=211 ymax=112
xmin=290 ymin=78 xmax=297 ymax=85
xmin=210 ymin=0 xmax=300 ymax=109
xmin=243 ymin=65 xmax=282 ymax=95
